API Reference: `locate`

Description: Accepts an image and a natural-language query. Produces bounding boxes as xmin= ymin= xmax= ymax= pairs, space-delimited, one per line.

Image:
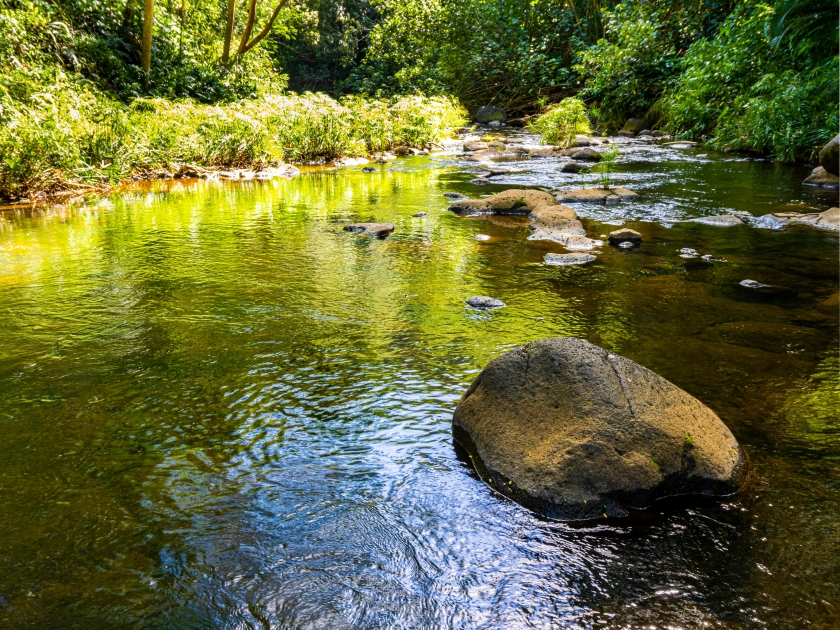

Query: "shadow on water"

xmin=0 ymin=138 xmax=838 ymax=629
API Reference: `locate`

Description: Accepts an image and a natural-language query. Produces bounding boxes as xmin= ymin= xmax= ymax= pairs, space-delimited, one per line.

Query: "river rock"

xmin=617 ymin=130 xmax=636 ymax=138
xmin=555 ymin=187 xmax=638 ymax=204
xmin=691 ymin=215 xmax=743 ymax=227
xmin=476 ymin=106 xmax=507 ymax=124
xmin=344 ymin=223 xmax=395 ymax=238
xmin=571 ymin=135 xmax=592 ymax=147
xmin=568 ymin=147 xmax=602 ymax=162
xmin=545 ymin=253 xmax=596 ymax=266
xmin=466 ymin=296 xmax=505 ymax=309
xmin=413 ymin=212 xmax=427 ymax=217
xmin=451 ymin=337 xmax=747 ymax=520
xmin=608 ymin=228 xmax=642 ymax=245
xmin=449 ymin=189 xmax=558 ymax=215
xmin=561 ymin=162 xmax=591 ymax=173
xmin=651 ymin=130 xmax=668 ymax=138
xmin=444 ymin=192 xmax=468 ymax=199
xmin=623 ymin=118 xmax=647 ymax=134
xmin=756 ymin=207 xmax=839 ymax=231
xmin=528 ymin=147 xmax=560 ymax=157
xmin=638 ymin=130 xmax=652 ymax=137
xmin=819 ymin=134 xmax=839 ymax=175
xmin=561 ymin=235 xmax=604 ymax=250
xmin=803 ymin=166 xmax=839 ymax=188
xmin=463 ymin=141 xmax=489 ymax=152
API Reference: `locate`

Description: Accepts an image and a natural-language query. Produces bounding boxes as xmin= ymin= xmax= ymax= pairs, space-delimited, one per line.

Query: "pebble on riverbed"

xmin=691 ymin=214 xmax=744 ymax=227
xmin=466 ymin=296 xmax=506 ymax=309
xmin=740 ymin=279 xmax=770 ymax=289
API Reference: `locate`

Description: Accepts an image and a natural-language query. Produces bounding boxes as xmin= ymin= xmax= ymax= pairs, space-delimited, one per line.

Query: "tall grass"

xmin=0 ymin=80 xmax=466 ymax=199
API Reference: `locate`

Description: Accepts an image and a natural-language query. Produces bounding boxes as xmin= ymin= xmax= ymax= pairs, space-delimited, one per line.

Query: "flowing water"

xmin=1 ymin=131 xmax=838 ymax=629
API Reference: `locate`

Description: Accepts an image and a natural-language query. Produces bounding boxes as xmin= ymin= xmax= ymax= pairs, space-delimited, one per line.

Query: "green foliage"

xmin=574 ymin=0 xmax=733 ymax=129
xmin=663 ymin=0 xmax=838 ymax=162
xmin=350 ymin=0 xmax=596 ymax=111
xmin=0 ymin=81 xmax=466 ymax=198
xmin=527 ymin=97 xmax=591 ymax=146
xmin=587 ymin=142 xmax=619 ymax=189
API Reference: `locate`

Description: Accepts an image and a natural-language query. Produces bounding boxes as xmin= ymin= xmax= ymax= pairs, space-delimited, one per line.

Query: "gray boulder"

xmin=623 ymin=118 xmax=647 ymax=134
xmin=466 ymin=296 xmax=505 ymax=309
xmin=561 ymin=161 xmax=591 ymax=173
xmin=819 ymin=134 xmax=839 ymax=175
xmin=803 ymin=166 xmax=839 ymax=188
xmin=449 ymin=189 xmax=558 ymax=215
xmin=476 ymin=106 xmax=507 ymax=124
xmin=452 ymin=337 xmax=748 ymax=520
xmin=568 ymin=147 xmax=602 ymax=162
xmin=344 ymin=223 xmax=394 ymax=238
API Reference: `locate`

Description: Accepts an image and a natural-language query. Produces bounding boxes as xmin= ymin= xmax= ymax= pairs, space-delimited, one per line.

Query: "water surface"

xmin=1 ymin=134 xmax=838 ymax=629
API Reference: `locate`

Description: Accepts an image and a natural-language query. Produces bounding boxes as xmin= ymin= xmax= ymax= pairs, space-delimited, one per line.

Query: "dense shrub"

xmin=527 ymin=97 xmax=592 ymax=146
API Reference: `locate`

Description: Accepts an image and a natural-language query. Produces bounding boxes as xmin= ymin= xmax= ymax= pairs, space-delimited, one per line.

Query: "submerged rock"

xmin=343 ymin=223 xmax=395 ymax=238
xmin=756 ymin=208 xmax=839 ymax=231
xmin=449 ymin=189 xmax=558 ymax=215
xmin=466 ymin=296 xmax=506 ymax=309
xmin=740 ymin=279 xmax=769 ymax=289
xmin=623 ymin=118 xmax=647 ymax=134
xmin=819 ymin=134 xmax=839 ymax=176
xmin=555 ymin=187 xmax=638 ymax=204
xmin=691 ymin=215 xmax=743 ymax=227
xmin=475 ymin=106 xmax=507 ymax=124
xmin=803 ymin=166 xmax=839 ymax=188
xmin=452 ymin=337 xmax=748 ymax=520
xmin=528 ymin=205 xmax=588 ymax=244
xmin=413 ymin=212 xmax=427 ymax=217
xmin=444 ymin=192 xmax=468 ymax=199
xmin=463 ymin=141 xmax=490 ymax=152
xmin=475 ymin=234 xmax=491 ymax=241
xmin=362 ymin=167 xmax=376 ymax=173
xmin=544 ymin=253 xmax=596 ymax=266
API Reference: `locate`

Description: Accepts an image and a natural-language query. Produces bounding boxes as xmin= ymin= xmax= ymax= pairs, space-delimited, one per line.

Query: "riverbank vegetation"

xmin=0 ymin=0 xmax=836 ymax=199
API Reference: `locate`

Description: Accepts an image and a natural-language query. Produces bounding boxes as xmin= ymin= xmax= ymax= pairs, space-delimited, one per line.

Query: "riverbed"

xmin=1 ymin=130 xmax=838 ymax=628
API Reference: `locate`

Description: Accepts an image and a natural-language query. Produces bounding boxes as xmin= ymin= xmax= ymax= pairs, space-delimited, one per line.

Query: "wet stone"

xmin=545 ymin=253 xmax=596 ymax=266
xmin=344 ymin=223 xmax=395 ymax=238
xmin=740 ymin=279 xmax=769 ymax=289
xmin=691 ymin=214 xmax=743 ymax=227
xmin=413 ymin=212 xmax=427 ymax=217
xmin=561 ymin=162 xmax=591 ymax=173
xmin=466 ymin=296 xmax=506 ymax=309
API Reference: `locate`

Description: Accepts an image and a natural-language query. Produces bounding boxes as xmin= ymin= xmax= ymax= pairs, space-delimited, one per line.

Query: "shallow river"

xmin=1 ymin=130 xmax=838 ymax=629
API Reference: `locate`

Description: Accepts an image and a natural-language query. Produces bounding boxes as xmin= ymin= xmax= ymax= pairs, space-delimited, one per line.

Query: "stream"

xmin=0 ymin=129 xmax=838 ymax=629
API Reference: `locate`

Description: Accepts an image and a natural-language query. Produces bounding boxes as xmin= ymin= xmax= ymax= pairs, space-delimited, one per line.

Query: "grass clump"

xmin=0 ymin=84 xmax=466 ymax=200
xmin=586 ymin=142 xmax=620 ymax=190
xmin=527 ymin=97 xmax=592 ymax=147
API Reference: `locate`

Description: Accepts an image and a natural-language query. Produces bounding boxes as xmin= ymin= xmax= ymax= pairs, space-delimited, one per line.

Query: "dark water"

xmin=1 ymin=132 xmax=838 ymax=629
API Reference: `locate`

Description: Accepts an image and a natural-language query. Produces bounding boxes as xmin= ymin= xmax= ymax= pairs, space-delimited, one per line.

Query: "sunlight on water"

xmin=0 ymin=139 xmax=838 ymax=628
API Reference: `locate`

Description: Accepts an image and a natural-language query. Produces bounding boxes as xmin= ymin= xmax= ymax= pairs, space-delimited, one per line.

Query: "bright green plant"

xmin=586 ymin=142 xmax=619 ymax=189
xmin=527 ymin=97 xmax=592 ymax=146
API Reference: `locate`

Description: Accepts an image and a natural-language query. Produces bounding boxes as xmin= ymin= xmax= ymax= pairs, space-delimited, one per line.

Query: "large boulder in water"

xmin=475 ymin=106 xmax=507 ymax=124
xmin=819 ymin=134 xmax=839 ymax=176
xmin=452 ymin=337 xmax=748 ymax=520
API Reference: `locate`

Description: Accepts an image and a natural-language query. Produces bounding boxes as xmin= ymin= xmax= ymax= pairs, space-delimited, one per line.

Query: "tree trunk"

xmin=141 ymin=0 xmax=154 ymax=88
xmin=222 ymin=0 xmax=236 ymax=63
